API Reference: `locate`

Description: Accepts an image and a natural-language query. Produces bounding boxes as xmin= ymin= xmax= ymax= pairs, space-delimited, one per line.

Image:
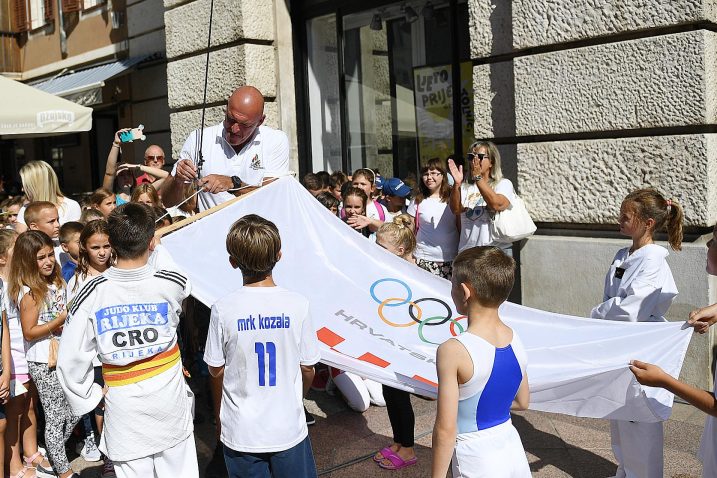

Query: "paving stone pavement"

xmin=70 ymin=383 xmax=705 ymax=477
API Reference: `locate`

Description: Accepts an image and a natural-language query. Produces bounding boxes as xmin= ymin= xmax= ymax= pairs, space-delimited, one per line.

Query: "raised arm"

xmin=103 ymin=129 xmax=130 ymax=192
xmin=447 ymin=159 xmax=464 ymax=215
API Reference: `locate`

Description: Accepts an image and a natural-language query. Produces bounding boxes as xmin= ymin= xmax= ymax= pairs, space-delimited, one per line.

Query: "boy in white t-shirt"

xmin=204 ymin=214 xmax=321 ymax=478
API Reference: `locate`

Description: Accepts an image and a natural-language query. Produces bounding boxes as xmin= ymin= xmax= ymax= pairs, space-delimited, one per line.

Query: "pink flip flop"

xmin=378 ymin=451 xmax=418 ymax=470
xmin=373 ymin=446 xmax=394 ymax=463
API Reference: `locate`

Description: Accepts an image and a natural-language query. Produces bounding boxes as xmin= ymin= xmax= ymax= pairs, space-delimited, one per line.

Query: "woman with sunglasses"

xmin=448 ymin=141 xmax=515 ymax=256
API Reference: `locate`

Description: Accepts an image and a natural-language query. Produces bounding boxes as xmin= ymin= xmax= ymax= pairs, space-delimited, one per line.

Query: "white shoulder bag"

xmin=489 ymin=194 xmax=537 ymax=243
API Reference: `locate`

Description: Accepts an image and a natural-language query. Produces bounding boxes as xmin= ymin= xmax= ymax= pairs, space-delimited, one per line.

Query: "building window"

xmin=82 ymin=0 xmax=105 ymax=10
xmin=301 ymin=0 xmax=471 ymax=181
xmin=28 ymin=0 xmax=53 ymax=29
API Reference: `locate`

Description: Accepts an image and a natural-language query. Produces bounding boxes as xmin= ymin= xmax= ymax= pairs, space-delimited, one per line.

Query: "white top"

xmin=590 ymin=244 xmax=677 ymax=322
xmin=2 ymin=280 xmax=26 ymax=375
xmin=454 ymin=332 xmax=527 ymax=433
xmin=57 ymin=265 xmax=193 ymax=461
xmin=204 ymin=286 xmax=321 ymax=453
xmin=17 ymin=196 xmax=81 ymax=225
xmin=173 ymin=124 xmax=290 ymax=211
xmin=407 ymin=197 xmax=459 ymax=262
xmin=458 ymin=179 xmax=515 ymax=251
xmin=18 ymin=284 xmax=65 ymax=364
xmin=367 ymin=200 xmax=388 ymax=222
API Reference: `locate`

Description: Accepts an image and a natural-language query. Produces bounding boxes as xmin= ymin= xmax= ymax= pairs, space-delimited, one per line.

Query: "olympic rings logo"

xmin=370 ymin=278 xmax=466 ymax=345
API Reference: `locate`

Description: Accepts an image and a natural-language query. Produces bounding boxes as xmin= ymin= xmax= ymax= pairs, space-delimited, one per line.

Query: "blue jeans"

xmin=223 ymin=435 xmax=317 ymax=478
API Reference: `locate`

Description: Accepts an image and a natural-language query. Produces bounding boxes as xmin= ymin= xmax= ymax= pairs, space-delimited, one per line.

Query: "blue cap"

xmin=382 ymin=178 xmax=411 ymax=198
xmin=374 ymin=174 xmax=384 ymax=190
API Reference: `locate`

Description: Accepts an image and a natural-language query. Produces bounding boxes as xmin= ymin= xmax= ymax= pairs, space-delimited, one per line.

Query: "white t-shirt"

xmin=17 ymin=196 xmax=81 ymax=225
xmin=204 ymin=286 xmax=321 ymax=453
xmin=2 ymin=280 xmax=26 ymax=376
xmin=407 ymin=197 xmax=459 ymax=262
xmin=18 ymin=284 xmax=65 ymax=364
xmin=458 ymin=179 xmax=515 ymax=251
xmin=366 ymin=200 xmax=388 ymax=222
xmin=173 ymin=124 xmax=290 ymax=211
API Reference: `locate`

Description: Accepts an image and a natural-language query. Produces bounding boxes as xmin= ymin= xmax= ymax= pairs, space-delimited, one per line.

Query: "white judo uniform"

xmin=591 ymin=244 xmax=678 ymax=478
xmin=57 ymin=265 xmax=198 ymax=478
xmin=451 ymin=332 xmax=530 ymax=478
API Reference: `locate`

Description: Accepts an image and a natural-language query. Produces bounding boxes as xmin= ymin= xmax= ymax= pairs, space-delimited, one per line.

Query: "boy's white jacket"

xmin=56 ymin=266 xmax=193 ymax=461
xmin=163 ymin=177 xmax=692 ymax=423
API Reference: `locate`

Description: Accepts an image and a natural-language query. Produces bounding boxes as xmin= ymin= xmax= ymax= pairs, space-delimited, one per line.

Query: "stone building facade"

xmin=163 ymin=1 xmax=717 ymax=388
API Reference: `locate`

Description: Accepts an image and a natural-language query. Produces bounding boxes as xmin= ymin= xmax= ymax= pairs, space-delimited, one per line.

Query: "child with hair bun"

xmin=376 ymin=214 xmax=416 ymax=262
xmin=591 ymin=188 xmax=684 ymax=478
xmin=372 ymin=214 xmax=420 ymax=470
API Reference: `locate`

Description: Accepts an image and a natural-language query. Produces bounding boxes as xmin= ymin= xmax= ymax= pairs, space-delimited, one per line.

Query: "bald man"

xmin=136 ymin=144 xmax=166 ymax=185
xmin=162 ymin=86 xmax=289 ymax=211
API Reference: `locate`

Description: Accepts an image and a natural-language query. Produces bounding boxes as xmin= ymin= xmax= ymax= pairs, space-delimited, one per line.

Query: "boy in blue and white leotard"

xmin=432 ymin=246 xmax=530 ymax=478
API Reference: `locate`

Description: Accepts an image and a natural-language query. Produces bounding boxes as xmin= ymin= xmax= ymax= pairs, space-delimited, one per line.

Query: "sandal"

xmin=10 ymin=466 xmax=36 ymax=478
xmin=378 ymin=452 xmax=417 ymax=470
xmin=373 ymin=446 xmax=394 ymax=463
xmin=23 ymin=451 xmax=54 ymax=477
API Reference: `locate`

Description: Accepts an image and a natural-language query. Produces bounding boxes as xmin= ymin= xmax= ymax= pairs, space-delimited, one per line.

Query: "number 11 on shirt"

xmin=255 ymin=342 xmax=277 ymax=386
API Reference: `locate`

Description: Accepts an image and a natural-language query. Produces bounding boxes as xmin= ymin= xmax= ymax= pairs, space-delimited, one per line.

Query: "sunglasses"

xmin=145 ymin=155 xmax=164 ymax=161
xmin=466 ymin=153 xmax=487 ymax=162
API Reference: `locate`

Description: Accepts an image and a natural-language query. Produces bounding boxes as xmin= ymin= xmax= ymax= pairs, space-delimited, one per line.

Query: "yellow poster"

xmin=413 ymin=62 xmax=474 ymax=164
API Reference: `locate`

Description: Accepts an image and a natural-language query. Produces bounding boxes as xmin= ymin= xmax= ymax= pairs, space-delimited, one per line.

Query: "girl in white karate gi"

xmin=591 ymin=188 xmax=684 ymax=478
xmin=630 ymin=221 xmax=717 ymax=478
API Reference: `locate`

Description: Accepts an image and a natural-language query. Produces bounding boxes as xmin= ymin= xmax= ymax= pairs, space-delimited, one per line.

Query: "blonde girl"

xmin=131 ymin=183 xmax=162 ymax=208
xmin=15 ymin=161 xmax=82 ymax=233
xmin=408 ymin=158 xmax=459 ymax=279
xmin=9 ymin=231 xmax=80 ymax=478
xmin=372 ymin=214 xmax=419 ymax=470
xmin=591 ymin=188 xmax=683 ymax=478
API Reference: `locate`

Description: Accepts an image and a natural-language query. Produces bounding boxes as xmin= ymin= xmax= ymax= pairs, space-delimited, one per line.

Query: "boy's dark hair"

xmin=59 ymin=221 xmax=84 ymax=244
xmin=315 ymin=192 xmax=339 ymax=211
xmin=452 ymin=246 xmax=515 ymax=307
xmin=330 ymin=171 xmax=349 ymax=189
xmin=152 ymin=206 xmax=172 ymax=229
xmin=107 ymin=203 xmax=156 ymax=259
xmin=226 ymin=214 xmax=281 ymax=278
xmin=302 ymin=173 xmax=323 ymax=192
xmin=316 ymin=171 xmax=330 ymax=189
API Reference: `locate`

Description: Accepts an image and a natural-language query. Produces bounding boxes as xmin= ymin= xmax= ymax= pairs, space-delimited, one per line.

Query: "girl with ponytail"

xmin=590 ymin=188 xmax=683 ymax=478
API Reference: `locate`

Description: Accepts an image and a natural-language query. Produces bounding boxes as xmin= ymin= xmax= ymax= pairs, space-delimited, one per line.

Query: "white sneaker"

xmin=80 ymin=434 xmax=101 ymax=462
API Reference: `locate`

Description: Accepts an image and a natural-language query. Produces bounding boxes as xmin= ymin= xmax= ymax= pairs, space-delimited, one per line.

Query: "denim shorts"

xmin=223 ymin=435 xmax=317 ymax=478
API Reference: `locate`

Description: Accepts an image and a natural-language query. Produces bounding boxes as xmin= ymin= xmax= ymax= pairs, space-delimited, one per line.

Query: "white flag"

xmin=163 ymin=177 xmax=692 ymax=422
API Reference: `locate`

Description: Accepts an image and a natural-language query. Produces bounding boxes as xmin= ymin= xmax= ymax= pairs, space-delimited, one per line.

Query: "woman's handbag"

xmin=47 ymin=335 xmax=59 ymax=369
xmin=489 ymin=194 xmax=537 ymax=243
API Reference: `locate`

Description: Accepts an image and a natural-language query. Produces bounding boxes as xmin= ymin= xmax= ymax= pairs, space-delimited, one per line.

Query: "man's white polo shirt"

xmin=172 ymin=124 xmax=289 ymax=211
